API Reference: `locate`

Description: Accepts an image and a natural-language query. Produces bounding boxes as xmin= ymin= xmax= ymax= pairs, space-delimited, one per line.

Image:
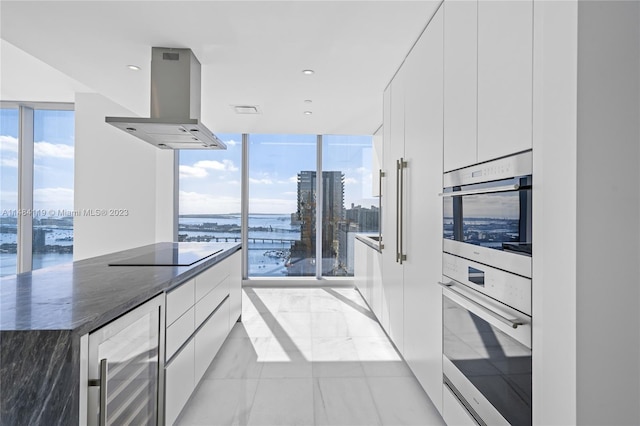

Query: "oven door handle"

xmin=378 ymin=169 xmax=385 ymax=250
xmin=438 ymin=281 xmax=525 ymax=329
xmin=438 ymin=183 xmax=521 ymax=197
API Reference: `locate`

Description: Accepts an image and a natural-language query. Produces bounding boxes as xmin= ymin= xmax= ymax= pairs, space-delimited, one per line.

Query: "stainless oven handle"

xmin=438 ymin=183 xmax=520 ymax=197
xmin=378 ymin=169 xmax=385 ymax=250
xmin=438 ymin=281 xmax=524 ymax=329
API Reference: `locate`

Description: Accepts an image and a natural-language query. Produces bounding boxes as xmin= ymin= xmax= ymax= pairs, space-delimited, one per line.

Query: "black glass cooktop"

xmin=109 ymin=244 xmax=223 ymax=266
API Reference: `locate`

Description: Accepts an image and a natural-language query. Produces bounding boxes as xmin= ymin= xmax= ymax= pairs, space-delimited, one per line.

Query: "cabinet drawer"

xmin=195 ymin=278 xmax=229 ymax=329
xmin=195 ymin=298 xmax=229 ymax=384
xmin=166 ymin=279 xmax=195 ymax=326
xmin=195 ymin=259 xmax=231 ymax=302
xmin=166 ymin=306 xmax=195 ymax=360
xmin=165 ymin=340 xmax=195 ymax=426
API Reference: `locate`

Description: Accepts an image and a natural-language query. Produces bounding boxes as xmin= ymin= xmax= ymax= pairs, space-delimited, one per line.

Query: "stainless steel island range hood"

xmin=106 ymin=47 xmax=226 ymax=150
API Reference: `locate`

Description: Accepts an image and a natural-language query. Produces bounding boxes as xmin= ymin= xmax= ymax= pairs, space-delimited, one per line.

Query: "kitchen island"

xmin=0 ymin=242 xmax=241 ymax=425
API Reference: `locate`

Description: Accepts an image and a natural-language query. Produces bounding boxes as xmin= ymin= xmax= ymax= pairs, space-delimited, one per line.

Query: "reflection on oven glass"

xmin=443 ymin=216 xmax=517 ymax=242
xmin=443 ymin=175 xmax=532 ymax=256
xmin=444 ymin=297 xmax=532 ymax=426
xmin=443 ymin=217 xmax=531 ymax=255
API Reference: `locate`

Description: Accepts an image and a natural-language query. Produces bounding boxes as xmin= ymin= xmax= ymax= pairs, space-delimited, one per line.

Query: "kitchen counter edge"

xmin=0 ymin=242 xmax=241 ymax=336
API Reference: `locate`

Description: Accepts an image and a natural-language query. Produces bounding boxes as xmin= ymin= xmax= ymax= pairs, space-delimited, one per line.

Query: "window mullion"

xmin=17 ymin=106 xmax=34 ymax=273
xmin=316 ymin=134 xmax=323 ymax=279
xmin=241 ymin=133 xmax=249 ymax=280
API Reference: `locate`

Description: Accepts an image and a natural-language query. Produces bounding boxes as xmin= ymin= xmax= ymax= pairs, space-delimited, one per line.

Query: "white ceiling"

xmin=0 ymin=1 xmax=441 ymax=135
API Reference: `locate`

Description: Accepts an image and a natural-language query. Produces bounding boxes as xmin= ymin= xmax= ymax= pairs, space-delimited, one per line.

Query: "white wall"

xmin=532 ymin=2 xmax=578 ymax=424
xmin=533 ymin=1 xmax=640 ymax=424
xmin=575 ymin=2 xmax=640 ymax=424
xmin=74 ymin=93 xmax=175 ymax=260
xmin=155 ymin=149 xmax=177 ymax=242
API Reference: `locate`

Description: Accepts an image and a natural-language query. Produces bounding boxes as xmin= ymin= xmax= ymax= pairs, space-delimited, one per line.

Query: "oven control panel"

xmin=442 ymin=252 xmax=531 ymax=316
xmin=443 ymin=150 xmax=532 ymax=188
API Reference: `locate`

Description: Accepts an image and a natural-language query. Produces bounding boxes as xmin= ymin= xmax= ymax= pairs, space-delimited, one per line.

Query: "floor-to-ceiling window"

xmin=32 ymin=109 xmax=75 ymax=270
xmin=176 ymin=132 xmax=376 ymax=280
xmin=321 ymin=135 xmax=377 ymax=276
xmin=247 ymin=134 xmax=317 ymax=277
xmin=178 ymin=133 xmax=242 ymax=244
xmin=0 ymin=108 xmax=19 ymax=276
xmin=0 ymin=104 xmax=74 ymax=276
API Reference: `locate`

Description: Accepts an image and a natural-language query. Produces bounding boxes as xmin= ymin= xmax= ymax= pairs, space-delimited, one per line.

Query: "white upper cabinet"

xmin=443 ymin=0 xmax=533 ymax=171
xmin=444 ymin=0 xmax=478 ymax=172
xmin=477 ymin=0 xmax=533 ymax=162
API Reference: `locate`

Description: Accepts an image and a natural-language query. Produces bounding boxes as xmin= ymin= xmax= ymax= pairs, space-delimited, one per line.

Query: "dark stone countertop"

xmin=0 ymin=241 xmax=241 ymax=425
xmin=0 ymin=241 xmax=241 ymax=335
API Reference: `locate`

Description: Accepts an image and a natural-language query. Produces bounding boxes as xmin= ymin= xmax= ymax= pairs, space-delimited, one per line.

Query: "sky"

xmin=1 ymin=108 xmax=75 ymax=214
xmin=1 ymin=109 xmax=375 ymax=217
xmin=179 ymin=133 xmax=376 ymax=215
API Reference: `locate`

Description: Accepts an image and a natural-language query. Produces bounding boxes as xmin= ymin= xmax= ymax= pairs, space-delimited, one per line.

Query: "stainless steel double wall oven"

xmin=441 ymin=151 xmax=532 ymax=426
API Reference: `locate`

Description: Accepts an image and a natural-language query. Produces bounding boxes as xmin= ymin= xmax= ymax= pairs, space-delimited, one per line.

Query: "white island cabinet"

xmin=164 ymin=249 xmax=242 ymax=425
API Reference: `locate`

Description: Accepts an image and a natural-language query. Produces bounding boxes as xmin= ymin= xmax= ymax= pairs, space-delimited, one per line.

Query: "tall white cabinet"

xmin=401 ymin=8 xmax=444 ymax=411
xmin=381 ymin=65 xmax=406 ymax=352
xmin=372 ymin=1 xmax=640 ymax=425
xmin=380 ymin=3 xmax=444 ymax=412
xmin=532 ymin=2 xmax=640 ymax=425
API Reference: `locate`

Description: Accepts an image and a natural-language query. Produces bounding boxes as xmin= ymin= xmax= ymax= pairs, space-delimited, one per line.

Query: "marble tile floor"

xmin=176 ymin=287 xmax=445 ymax=426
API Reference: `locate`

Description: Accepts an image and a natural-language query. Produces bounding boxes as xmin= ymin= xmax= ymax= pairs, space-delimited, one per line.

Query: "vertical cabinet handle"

xmin=89 ymin=358 xmax=108 ymax=426
xmin=396 ymin=159 xmax=408 ymax=264
xmin=378 ymin=169 xmax=385 ymax=249
xmin=396 ymin=160 xmax=401 ymax=262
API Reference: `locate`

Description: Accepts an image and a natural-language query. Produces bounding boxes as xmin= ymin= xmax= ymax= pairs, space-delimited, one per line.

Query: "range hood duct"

xmin=106 ymin=47 xmax=225 ymax=150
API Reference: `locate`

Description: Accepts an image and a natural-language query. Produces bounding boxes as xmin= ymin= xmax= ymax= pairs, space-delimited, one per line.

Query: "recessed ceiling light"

xmin=127 ymin=65 xmax=141 ymax=71
xmin=304 ymin=111 xmax=313 ymax=115
xmin=304 ymin=99 xmax=313 ymax=104
xmin=302 ymin=69 xmax=315 ymax=75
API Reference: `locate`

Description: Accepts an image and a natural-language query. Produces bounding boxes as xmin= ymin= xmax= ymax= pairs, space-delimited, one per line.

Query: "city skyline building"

xmin=290 ymin=171 xmax=345 ymax=276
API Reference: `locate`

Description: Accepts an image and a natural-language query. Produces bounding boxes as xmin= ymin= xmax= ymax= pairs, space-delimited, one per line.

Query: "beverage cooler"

xmin=87 ymin=294 xmax=165 ymax=425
